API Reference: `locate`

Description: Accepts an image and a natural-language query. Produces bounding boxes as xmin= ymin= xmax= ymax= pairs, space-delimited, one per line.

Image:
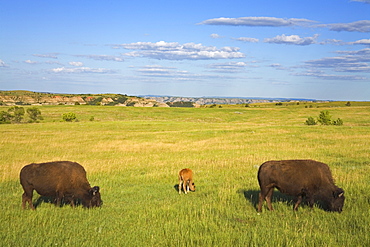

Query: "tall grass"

xmin=1 ymin=104 xmax=369 ymax=246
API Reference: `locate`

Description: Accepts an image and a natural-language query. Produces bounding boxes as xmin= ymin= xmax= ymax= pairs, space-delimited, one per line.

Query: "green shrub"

xmin=305 ymin=116 xmax=317 ymax=125
xmin=62 ymin=112 xmax=77 ymax=122
xmin=317 ymin=110 xmax=332 ymax=125
xmin=27 ymin=107 xmax=43 ymax=123
xmin=306 ymin=111 xmax=343 ymax=126
xmin=333 ymin=118 xmax=343 ymax=126
xmin=8 ymin=106 xmax=25 ymax=123
xmin=0 ymin=111 xmax=12 ymax=124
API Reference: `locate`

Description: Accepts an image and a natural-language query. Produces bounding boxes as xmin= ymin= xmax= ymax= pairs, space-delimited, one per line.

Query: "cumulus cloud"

xmin=76 ymin=54 xmax=124 ymax=62
xmin=69 ymin=61 xmax=84 ymax=67
xmin=115 ymin=41 xmax=245 ymax=60
xmin=234 ymin=37 xmax=259 ymax=43
xmin=50 ymin=67 xmax=114 ymax=73
xmin=323 ymin=20 xmax=370 ymax=33
xmin=264 ymin=34 xmax=319 ymax=45
xmin=198 ymin=17 xmax=316 ymax=27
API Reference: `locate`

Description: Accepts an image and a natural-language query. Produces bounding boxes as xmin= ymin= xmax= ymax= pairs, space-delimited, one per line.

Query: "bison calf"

xmin=20 ymin=161 xmax=102 ymax=210
xmin=257 ymin=159 xmax=344 ymax=212
xmin=178 ymin=168 xmax=195 ymax=194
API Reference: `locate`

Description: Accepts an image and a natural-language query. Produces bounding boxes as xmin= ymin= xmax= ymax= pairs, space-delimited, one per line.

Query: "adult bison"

xmin=257 ymin=159 xmax=344 ymax=212
xmin=20 ymin=161 xmax=102 ymax=210
xmin=178 ymin=168 xmax=195 ymax=194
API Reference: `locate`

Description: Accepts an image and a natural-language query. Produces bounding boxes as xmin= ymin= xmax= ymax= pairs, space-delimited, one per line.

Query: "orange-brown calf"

xmin=178 ymin=168 xmax=195 ymax=194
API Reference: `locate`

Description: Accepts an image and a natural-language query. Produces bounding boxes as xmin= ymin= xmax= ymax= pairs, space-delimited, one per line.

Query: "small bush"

xmin=333 ymin=118 xmax=343 ymax=126
xmin=8 ymin=106 xmax=25 ymax=123
xmin=62 ymin=112 xmax=77 ymax=122
xmin=305 ymin=110 xmax=343 ymax=126
xmin=27 ymin=107 xmax=43 ymax=123
xmin=317 ymin=110 xmax=332 ymax=125
xmin=0 ymin=111 xmax=12 ymax=124
xmin=305 ymin=117 xmax=317 ymax=125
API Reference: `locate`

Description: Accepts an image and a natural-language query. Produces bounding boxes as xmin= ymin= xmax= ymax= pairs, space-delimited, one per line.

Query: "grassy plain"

xmin=1 ymin=102 xmax=370 ymax=246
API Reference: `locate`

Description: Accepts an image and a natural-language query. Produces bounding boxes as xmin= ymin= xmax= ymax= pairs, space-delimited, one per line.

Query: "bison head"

xmin=189 ymin=182 xmax=195 ymax=192
xmin=84 ymin=186 xmax=102 ymax=208
xmin=330 ymin=188 xmax=345 ymax=212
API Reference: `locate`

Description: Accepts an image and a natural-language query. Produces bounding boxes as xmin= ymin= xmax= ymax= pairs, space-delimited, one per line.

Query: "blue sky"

xmin=1 ymin=0 xmax=369 ymax=100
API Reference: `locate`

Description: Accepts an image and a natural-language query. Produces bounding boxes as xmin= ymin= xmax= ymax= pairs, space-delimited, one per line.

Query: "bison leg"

xmin=258 ymin=186 xmax=274 ymax=212
xmin=265 ymin=188 xmax=274 ymax=211
xmin=22 ymin=191 xmax=35 ymax=210
xmin=307 ymin=196 xmax=314 ymax=208
xmin=294 ymin=195 xmax=303 ymax=211
xmin=183 ymin=180 xmax=188 ymax=194
xmin=178 ymin=180 xmax=183 ymax=194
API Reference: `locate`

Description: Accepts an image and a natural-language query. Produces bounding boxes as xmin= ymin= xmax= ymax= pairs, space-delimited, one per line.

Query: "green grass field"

xmin=1 ymin=103 xmax=370 ymax=246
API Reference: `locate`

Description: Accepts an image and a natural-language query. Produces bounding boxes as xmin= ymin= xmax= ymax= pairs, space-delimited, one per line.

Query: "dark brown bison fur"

xmin=257 ymin=159 xmax=345 ymax=212
xmin=20 ymin=161 xmax=102 ymax=210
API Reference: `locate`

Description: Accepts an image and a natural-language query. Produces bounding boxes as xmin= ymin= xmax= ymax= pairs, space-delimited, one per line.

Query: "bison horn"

xmin=334 ymin=188 xmax=344 ymax=198
xmin=90 ymin=186 xmax=100 ymax=195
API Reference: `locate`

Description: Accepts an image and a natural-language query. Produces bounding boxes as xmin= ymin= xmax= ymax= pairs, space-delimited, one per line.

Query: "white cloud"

xmin=116 ymin=41 xmax=245 ymax=60
xmin=137 ymin=65 xmax=190 ymax=79
xmin=351 ymin=0 xmax=370 ymax=4
xmin=207 ymin=62 xmax=250 ymax=73
xmin=50 ymin=67 xmax=114 ymax=73
xmin=295 ymin=70 xmax=367 ymax=80
xmin=269 ymin=63 xmax=292 ymax=71
xmin=319 ymin=39 xmax=344 ymax=45
xmin=264 ymin=34 xmax=319 ymax=45
xmin=350 ymin=39 xmax=370 ymax=45
xmin=76 ymin=54 xmax=124 ymax=62
xmin=210 ymin=33 xmax=222 ymax=39
xmin=69 ymin=61 xmax=84 ymax=67
xmin=33 ymin=53 xmax=59 ymax=59
xmin=0 ymin=59 xmax=7 ymax=67
xmin=198 ymin=17 xmax=316 ymax=27
xmin=234 ymin=37 xmax=259 ymax=43
xmin=24 ymin=60 xmax=39 ymax=64
xmin=299 ymin=48 xmax=370 ymax=79
xmin=323 ymin=20 xmax=370 ymax=33
xmin=135 ymin=64 xmax=239 ymax=81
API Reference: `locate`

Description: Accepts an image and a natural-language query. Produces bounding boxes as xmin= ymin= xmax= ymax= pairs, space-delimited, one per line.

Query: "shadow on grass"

xmin=173 ymin=184 xmax=179 ymax=193
xmin=173 ymin=184 xmax=196 ymax=194
xmin=238 ymin=189 xmax=296 ymax=211
xmin=34 ymin=196 xmax=80 ymax=209
xmin=238 ymin=189 xmax=331 ymax=212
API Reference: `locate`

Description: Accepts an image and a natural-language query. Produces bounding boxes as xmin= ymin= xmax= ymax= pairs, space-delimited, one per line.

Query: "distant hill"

xmin=0 ymin=90 xmax=327 ymax=107
xmin=0 ymin=90 xmax=166 ymax=107
xmin=143 ymin=95 xmax=323 ymax=105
